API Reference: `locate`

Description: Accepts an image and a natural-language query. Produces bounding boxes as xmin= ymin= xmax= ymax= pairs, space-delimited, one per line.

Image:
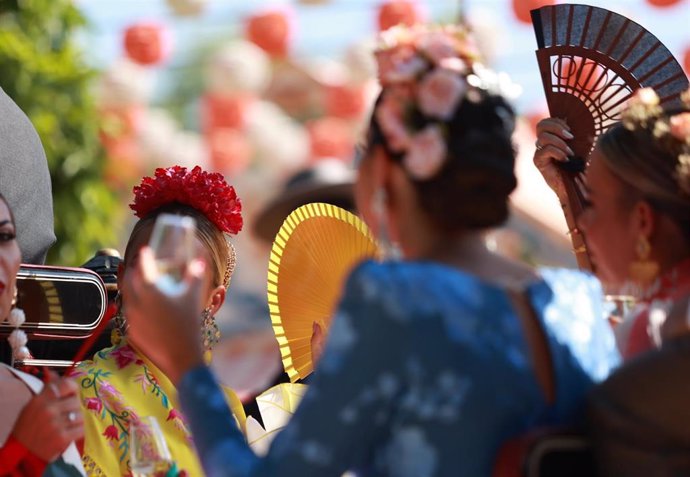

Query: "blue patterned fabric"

xmin=179 ymin=261 xmax=620 ymax=476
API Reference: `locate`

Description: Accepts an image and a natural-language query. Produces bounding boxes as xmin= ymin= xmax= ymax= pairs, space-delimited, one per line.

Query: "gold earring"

xmin=628 ymin=235 xmax=659 ymax=287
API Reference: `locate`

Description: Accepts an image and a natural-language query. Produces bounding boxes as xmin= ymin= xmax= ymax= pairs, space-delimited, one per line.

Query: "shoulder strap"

xmin=507 ymin=290 xmax=556 ymax=405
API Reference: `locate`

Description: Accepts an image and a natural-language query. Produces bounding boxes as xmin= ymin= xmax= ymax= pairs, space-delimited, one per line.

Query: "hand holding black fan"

xmin=531 ymin=3 xmax=689 ymax=270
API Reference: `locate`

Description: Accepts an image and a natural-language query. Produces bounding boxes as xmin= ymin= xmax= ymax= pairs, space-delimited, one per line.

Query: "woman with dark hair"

xmin=123 ymin=25 xmax=619 ymax=476
xmin=72 ymin=167 xmax=246 ymax=476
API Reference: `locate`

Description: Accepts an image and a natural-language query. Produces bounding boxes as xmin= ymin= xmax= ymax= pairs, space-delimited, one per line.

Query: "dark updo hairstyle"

xmin=123 ymin=202 xmax=231 ymax=289
xmin=368 ymin=89 xmax=517 ymax=232
xmin=597 ymin=106 xmax=690 ymax=241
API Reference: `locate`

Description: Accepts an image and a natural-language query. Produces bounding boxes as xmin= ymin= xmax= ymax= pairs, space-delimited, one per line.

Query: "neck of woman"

xmin=401 ymin=224 xmax=538 ymax=289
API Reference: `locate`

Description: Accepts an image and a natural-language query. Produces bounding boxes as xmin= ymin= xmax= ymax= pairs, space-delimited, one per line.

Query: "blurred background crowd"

xmin=0 ymin=0 xmax=687 ymax=398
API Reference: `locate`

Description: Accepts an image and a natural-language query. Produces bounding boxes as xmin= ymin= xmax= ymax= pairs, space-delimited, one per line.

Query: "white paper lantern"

xmin=246 ymin=101 xmax=309 ymax=178
xmin=304 ymin=57 xmax=349 ymax=86
xmin=466 ymin=8 xmax=504 ymax=66
xmin=344 ymin=39 xmax=377 ymax=84
xmin=206 ymin=42 xmax=272 ymax=97
xmin=168 ymin=131 xmax=209 ymax=170
xmin=137 ymin=108 xmax=179 ymax=166
xmin=97 ymin=58 xmax=154 ymax=108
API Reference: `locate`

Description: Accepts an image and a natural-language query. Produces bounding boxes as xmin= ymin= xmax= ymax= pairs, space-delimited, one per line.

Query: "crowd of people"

xmin=1 ymin=18 xmax=690 ymax=477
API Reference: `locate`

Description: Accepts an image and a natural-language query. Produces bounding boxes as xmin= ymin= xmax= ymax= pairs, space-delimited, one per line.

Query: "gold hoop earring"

xmin=628 ymin=235 xmax=659 ymax=288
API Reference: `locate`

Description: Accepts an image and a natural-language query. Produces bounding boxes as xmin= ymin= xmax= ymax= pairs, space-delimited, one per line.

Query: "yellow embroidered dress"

xmin=72 ymin=340 xmax=245 ymax=476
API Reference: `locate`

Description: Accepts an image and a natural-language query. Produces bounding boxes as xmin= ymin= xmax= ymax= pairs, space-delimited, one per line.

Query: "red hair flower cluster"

xmin=130 ymin=165 xmax=243 ymax=235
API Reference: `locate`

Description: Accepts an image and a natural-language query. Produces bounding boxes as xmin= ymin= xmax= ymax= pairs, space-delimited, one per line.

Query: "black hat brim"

xmin=252 ymin=182 xmax=355 ymax=244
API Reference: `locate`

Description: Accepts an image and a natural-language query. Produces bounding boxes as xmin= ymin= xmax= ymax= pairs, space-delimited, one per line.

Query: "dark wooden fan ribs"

xmin=531 ymin=3 xmax=689 ymax=272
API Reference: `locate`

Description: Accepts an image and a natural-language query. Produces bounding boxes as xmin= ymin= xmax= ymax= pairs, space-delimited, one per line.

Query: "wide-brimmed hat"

xmin=253 ymin=159 xmax=356 ymax=243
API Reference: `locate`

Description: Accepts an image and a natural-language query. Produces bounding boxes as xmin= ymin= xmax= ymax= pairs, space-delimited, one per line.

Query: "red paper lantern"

xmin=646 ymin=0 xmax=683 ymax=7
xmin=684 ymin=46 xmax=690 ymax=75
xmin=246 ymin=10 xmax=291 ymax=58
xmin=377 ymin=0 xmax=420 ymax=32
xmin=201 ymin=94 xmax=251 ymax=135
xmin=103 ymin=139 xmax=143 ymax=189
xmin=307 ymin=117 xmax=355 ymax=161
xmin=124 ymin=22 xmax=170 ymax=66
xmin=511 ymin=0 xmax=557 ymax=25
xmin=99 ymin=106 xmax=143 ymax=150
xmin=208 ymin=128 xmax=253 ymax=174
xmin=325 ymin=84 xmax=367 ymax=120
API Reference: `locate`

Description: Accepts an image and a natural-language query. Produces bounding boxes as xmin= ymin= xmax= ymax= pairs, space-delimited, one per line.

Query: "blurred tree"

xmin=0 ymin=0 xmax=121 ymax=265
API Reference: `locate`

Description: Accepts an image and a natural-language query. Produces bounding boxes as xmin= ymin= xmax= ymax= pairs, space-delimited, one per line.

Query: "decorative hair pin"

xmin=373 ymin=24 xmax=520 ymax=181
xmin=622 ymin=87 xmax=690 ymax=196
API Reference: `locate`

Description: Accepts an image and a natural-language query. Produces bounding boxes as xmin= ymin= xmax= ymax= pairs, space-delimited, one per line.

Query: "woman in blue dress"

xmin=123 ymin=24 xmax=619 ymax=476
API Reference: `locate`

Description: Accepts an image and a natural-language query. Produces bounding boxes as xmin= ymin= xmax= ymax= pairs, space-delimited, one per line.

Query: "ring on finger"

xmin=535 ymin=140 xmax=544 ymax=151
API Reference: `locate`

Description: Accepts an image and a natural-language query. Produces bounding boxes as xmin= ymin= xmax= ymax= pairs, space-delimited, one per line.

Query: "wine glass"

xmin=148 ymin=213 xmax=197 ymax=296
xmin=129 ymin=416 xmax=173 ymax=477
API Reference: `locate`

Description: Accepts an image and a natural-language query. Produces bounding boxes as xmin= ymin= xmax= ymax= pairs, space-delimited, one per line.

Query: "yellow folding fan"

xmin=267 ymin=203 xmax=379 ymax=382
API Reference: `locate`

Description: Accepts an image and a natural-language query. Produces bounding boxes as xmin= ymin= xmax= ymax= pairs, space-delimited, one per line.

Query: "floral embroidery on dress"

xmin=74 ymin=341 xmax=194 ymax=475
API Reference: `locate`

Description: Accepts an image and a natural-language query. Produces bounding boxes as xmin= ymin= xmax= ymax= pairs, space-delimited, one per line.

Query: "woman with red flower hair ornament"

xmin=121 ymin=24 xmax=620 ymax=476
xmin=72 ymin=166 xmax=246 ymax=477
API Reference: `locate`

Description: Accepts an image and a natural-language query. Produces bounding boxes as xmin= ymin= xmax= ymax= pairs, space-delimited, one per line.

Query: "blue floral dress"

xmin=178 ymin=261 xmax=620 ymax=476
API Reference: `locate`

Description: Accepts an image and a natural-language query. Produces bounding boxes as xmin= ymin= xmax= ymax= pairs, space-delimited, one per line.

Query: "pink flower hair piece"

xmin=371 ymin=24 xmax=515 ymax=181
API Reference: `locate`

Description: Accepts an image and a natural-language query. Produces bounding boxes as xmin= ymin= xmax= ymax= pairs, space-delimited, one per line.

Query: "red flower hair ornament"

xmin=130 ymin=165 xmax=243 ymax=235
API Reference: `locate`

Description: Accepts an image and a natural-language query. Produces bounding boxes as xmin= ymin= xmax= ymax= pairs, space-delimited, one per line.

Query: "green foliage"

xmin=0 ymin=0 xmax=121 ymax=265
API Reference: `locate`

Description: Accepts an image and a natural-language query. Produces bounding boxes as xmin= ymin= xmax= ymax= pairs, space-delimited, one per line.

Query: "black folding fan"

xmin=531 ymin=3 xmax=689 ymax=271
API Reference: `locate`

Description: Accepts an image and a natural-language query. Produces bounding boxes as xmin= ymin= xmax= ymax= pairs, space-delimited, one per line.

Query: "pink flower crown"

xmin=621 ymin=87 xmax=690 ymax=196
xmin=373 ymin=24 xmax=521 ymax=180
xmin=130 ymin=165 xmax=243 ymax=235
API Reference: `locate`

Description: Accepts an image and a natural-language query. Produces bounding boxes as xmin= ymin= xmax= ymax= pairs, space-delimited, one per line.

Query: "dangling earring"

xmin=373 ymin=187 xmax=401 ymax=260
xmin=201 ymin=307 xmax=220 ymax=351
xmin=628 ymin=235 xmax=659 ymax=290
xmin=6 ymin=287 xmax=29 ymax=367
xmin=111 ymin=292 xmax=127 ymax=345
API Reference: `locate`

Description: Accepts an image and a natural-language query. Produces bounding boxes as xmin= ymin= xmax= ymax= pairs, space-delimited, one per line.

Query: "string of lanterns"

xmin=99 ymin=0 xmax=688 ymax=191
